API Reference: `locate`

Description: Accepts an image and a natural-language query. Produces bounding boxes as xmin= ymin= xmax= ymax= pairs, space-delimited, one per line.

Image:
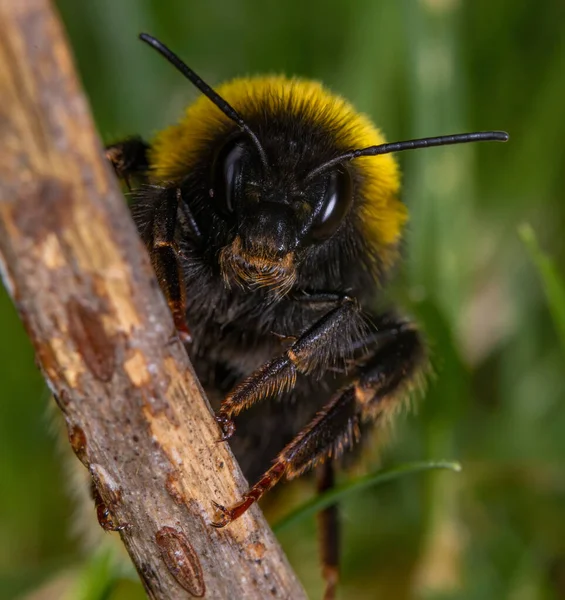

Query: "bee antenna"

xmin=305 ymin=131 xmax=509 ymax=181
xmin=139 ymin=33 xmax=270 ymax=170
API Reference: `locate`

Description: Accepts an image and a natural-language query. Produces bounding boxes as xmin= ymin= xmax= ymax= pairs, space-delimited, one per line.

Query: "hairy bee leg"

xmin=211 ymin=320 xmax=425 ymax=527
xmin=150 ymin=189 xmax=191 ymax=342
xmin=317 ymin=462 xmax=340 ymax=600
xmin=216 ymin=295 xmax=360 ymax=439
xmin=105 ymin=137 xmax=150 ymax=189
xmin=212 ymin=387 xmax=358 ymax=527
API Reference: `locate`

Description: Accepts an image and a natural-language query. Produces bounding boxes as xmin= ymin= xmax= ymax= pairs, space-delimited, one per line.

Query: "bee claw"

xmin=210 ymin=501 xmax=231 ymax=528
xmin=215 ymin=413 xmax=235 ymax=441
xmin=166 ymin=325 xmax=192 ymax=347
xmin=178 ymin=331 xmax=192 ymax=344
xmin=176 ymin=325 xmax=192 ymax=344
xmin=171 ymin=312 xmax=192 ymax=344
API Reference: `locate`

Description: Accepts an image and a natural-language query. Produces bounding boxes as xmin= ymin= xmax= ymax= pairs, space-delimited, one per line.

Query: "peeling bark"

xmin=0 ymin=1 xmax=306 ymax=598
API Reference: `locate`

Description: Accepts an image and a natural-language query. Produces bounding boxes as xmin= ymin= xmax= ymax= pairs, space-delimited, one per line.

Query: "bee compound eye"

xmin=210 ymin=137 xmax=247 ymax=215
xmin=309 ymin=166 xmax=353 ymax=242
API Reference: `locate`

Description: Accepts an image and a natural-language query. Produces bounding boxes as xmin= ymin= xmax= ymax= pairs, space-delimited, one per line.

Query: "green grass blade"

xmin=272 ymin=460 xmax=461 ymax=534
xmin=65 ymin=549 xmax=117 ymax=600
xmin=519 ymin=223 xmax=565 ymax=351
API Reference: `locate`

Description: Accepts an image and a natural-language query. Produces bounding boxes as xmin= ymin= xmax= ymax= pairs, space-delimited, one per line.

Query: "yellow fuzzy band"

xmin=149 ymin=76 xmax=407 ymax=258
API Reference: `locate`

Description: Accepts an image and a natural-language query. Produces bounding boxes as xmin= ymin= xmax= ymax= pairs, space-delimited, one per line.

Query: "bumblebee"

xmin=106 ymin=33 xmax=508 ymax=598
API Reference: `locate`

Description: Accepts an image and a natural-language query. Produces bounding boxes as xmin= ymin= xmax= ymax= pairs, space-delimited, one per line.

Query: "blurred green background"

xmin=2 ymin=0 xmax=565 ymax=598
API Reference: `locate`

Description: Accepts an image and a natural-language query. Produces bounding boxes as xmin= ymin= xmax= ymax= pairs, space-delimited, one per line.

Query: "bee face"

xmin=210 ymin=133 xmax=354 ymax=291
xmin=151 ymin=76 xmax=409 ymax=288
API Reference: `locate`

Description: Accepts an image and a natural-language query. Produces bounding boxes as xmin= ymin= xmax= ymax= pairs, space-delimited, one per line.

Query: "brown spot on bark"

xmin=35 ymin=340 xmax=60 ymax=382
xmin=165 ymin=472 xmax=186 ymax=506
xmin=249 ymin=541 xmax=266 ymax=560
xmin=68 ymin=423 xmax=88 ymax=465
xmin=156 ymin=526 xmax=205 ymax=597
xmin=67 ymin=297 xmax=115 ymax=381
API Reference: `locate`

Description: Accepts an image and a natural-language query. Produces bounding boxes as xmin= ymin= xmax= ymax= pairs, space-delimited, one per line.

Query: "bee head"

xmin=141 ymin=34 xmax=508 ymax=295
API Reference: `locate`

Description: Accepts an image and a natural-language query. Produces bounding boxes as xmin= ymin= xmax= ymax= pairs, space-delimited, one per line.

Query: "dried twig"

xmin=0 ymin=1 xmax=306 ymax=598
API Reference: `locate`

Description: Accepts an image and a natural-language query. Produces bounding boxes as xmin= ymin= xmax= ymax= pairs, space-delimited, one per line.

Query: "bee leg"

xmin=148 ymin=188 xmax=191 ymax=343
xmin=215 ymin=295 xmax=362 ymax=439
xmin=317 ymin=461 xmax=339 ymax=600
xmin=211 ymin=318 xmax=426 ymax=527
xmin=105 ymin=137 xmax=150 ymax=190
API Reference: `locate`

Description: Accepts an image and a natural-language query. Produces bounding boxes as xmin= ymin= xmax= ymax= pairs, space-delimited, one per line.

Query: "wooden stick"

xmin=0 ymin=1 xmax=306 ymax=598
